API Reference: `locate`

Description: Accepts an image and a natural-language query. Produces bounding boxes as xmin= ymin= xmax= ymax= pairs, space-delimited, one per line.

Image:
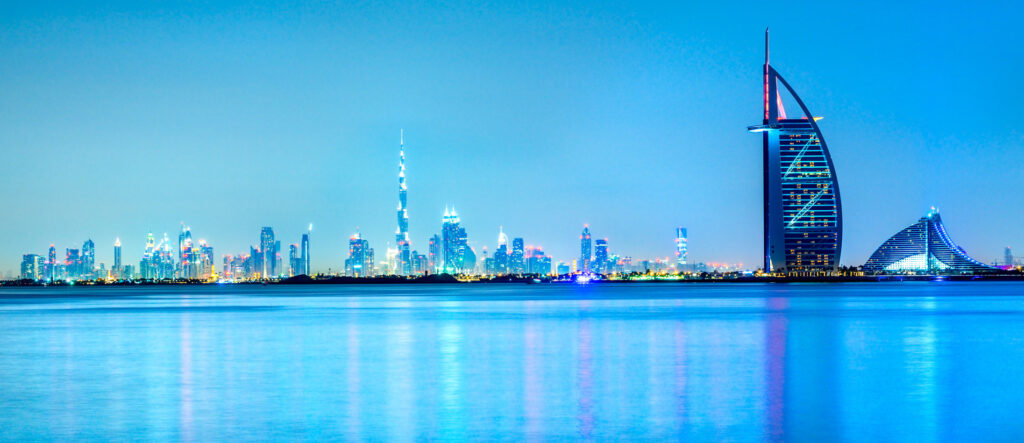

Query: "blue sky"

xmin=1 ymin=0 xmax=1022 ymax=273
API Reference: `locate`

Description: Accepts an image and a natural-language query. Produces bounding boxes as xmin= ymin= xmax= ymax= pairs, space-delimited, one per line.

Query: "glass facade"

xmin=749 ymin=30 xmax=841 ymax=275
xmin=863 ymin=210 xmax=996 ymax=274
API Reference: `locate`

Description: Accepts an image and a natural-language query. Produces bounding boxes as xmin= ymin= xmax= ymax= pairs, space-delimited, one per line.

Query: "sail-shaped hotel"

xmin=749 ymin=29 xmax=842 ymax=275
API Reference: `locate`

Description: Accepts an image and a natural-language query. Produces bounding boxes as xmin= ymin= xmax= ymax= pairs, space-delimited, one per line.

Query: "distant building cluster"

xmin=15 ymin=130 xmax=697 ymax=282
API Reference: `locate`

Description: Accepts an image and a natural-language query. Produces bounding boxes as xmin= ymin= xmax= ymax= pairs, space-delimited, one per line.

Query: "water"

xmin=2 ymin=282 xmax=1024 ymax=441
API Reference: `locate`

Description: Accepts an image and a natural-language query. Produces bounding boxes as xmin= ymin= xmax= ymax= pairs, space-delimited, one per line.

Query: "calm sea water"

xmin=2 ymin=282 xmax=1023 ymax=441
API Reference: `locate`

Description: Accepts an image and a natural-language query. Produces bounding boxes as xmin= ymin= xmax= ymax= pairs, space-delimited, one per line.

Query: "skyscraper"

xmin=442 ymin=207 xmax=468 ymax=273
xmin=46 ymin=245 xmax=56 ymax=281
xmin=748 ymin=29 xmax=842 ymax=275
xmin=675 ymin=227 xmax=688 ymax=267
xmin=21 ymin=254 xmax=42 ymax=281
xmin=396 ymin=130 xmax=412 ymax=275
xmin=289 ymin=244 xmax=300 ymax=277
xmin=527 ymin=247 xmax=552 ymax=275
xmin=82 ymin=239 xmax=95 ymax=277
xmin=346 ymin=232 xmax=373 ymax=277
xmin=301 ymin=224 xmax=311 ymax=276
xmin=428 ymin=234 xmax=441 ymax=273
xmin=260 ymin=227 xmax=276 ymax=278
xmin=113 ymin=238 xmax=122 ymax=278
xmin=511 ymin=237 xmax=525 ymax=274
xmin=494 ymin=227 xmax=509 ymax=275
xmin=1006 ymin=247 xmax=1014 ymax=268
xmin=594 ymin=238 xmax=608 ymax=274
xmin=580 ymin=225 xmax=592 ymax=273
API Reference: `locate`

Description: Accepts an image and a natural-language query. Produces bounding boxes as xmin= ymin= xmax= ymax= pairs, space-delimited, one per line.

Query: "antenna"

xmin=765 ymin=27 xmax=769 ymax=67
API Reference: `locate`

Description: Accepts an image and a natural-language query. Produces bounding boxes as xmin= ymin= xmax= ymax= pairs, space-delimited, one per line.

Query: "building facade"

xmin=675 ymin=227 xmax=688 ymax=267
xmin=580 ymin=225 xmax=592 ymax=273
xmin=863 ymin=209 xmax=997 ymax=274
xmin=749 ymin=30 xmax=842 ymax=275
xmin=396 ymin=130 xmax=411 ymax=275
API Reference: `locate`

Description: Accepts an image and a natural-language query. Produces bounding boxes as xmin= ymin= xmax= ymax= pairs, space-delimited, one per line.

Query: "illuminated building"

xmin=346 ymin=232 xmax=373 ymax=277
xmin=396 ymin=130 xmax=412 ymax=275
xmin=863 ymin=209 xmax=997 ymax=274
xmin=441 ymin=207 xmax=468 ymax=273
xmin=65 ymin=248 xmax=82 ymax=279
xmin=748 ymin=29 xmax=842 ymax=275
xmin=412 ymin=252 xmax=428 ymax=274
xmin=260 ymin=227 xmax=276 ymax=278
xmin=46 ymin=245 xmax=56 ymax=282
xmin=81 ymin=239 xmax=95 ymax=278
xmin=580 ymin=225 xmax=592 ymax=273
xmin=428 ymin=234 xmax=441 ymax=273
xmin=113 ymin=238 xmax=122 ymax=278
xmin=675 ymin=227 xmax=688 ymax=266
xmin=463 ymin=246 xmax=477 ymax=274
xmin=556 ymin=262 xmax=570 ymax=275
xmin=274 ymin=240 xmax=282 ymax=277
xmin=140 ymin=232 xmax=176 ymax=280
xmin=301 ymin=224 xmax=311 ymax=276
xmin=21 ymin=254 xmax=42 ymax=280
xmin=526 ymin=247 xmax=552 ymax=275
xmin=289 ymin=244 xmax=300 ymax=277
xmin=511 ymin=237 xmax=525 ymax=274
xmin=198 ymin=240 xmax=214 ymax=278
xmin=594 ymin=239 xmax=608 ymax=274
xmin=178 ymin=224 xmax=192 ymax=278
xmin=494 ymin=227 xmax=509 ymax=274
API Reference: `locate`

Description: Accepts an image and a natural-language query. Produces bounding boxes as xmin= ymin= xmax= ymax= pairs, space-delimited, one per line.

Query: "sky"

xmin=0 ymin=0 xmax=1022 ymax=274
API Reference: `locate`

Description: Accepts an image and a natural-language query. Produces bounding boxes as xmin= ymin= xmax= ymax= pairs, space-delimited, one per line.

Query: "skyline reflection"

xmin=2 ymin=283 xmax=1024 ymax=440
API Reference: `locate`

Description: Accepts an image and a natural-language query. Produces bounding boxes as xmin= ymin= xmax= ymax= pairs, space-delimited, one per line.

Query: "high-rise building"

xmin=82 ymin=239 xmax=95 ymax=277
xmin=526 ymin=247 xmax=552 ymax=275
xmin=863 ymin=209 xmax=997 ymax=274
xmin=301 ymin=224 xmax=311 ymax=276
xmin=494 ymin=227 xmax=509 ymax=275
xmin=199 ymin=240 xmax=214 ymax=278
xmin=113 ymin=238 xmax=122 ymax=278
xmin=442 ymin=208 xmax=468 ymax=273
xmin=21 ymin=254 xmax=42 ymax=281
xmin=428 ymin=234 xmax=441 ymax=274
xmin=412 ymin=252 xmax=428 ymax=274
xmin=511 ymin=237 xmax=525 ymax=274
xmin=260 ymin=227 xmax=276 ymax=278
xmin=346 ymin=232 xmax=373 ymax=277
xmin=594 ymin=239 xmax=608 ymax=274
xmin=177 ymin=224 xmax=191 ymax=277
xmin=46 ymin=245 xmax=56 ymax=281
xmin=396 ymin=130 xmax=412 ymax=275
xmin=289 ymin=244 xmax=300 ymax=277
xmin=1006 ymin=247 xmax=1014 ymax=268
xmin=748 ymin=30 xmax=842 ymax=275
xmin=274 ymin=240 xmax=282 ymax=277
xmin=65 ymin=248 xmax=81 ymax=279
xmin=580 ymin=225 xmax=592 ymax=273
xmin=675 ymin=227 xmax=688 ymax=267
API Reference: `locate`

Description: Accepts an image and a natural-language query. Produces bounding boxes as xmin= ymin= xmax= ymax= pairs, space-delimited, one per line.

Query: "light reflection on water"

xmin=2 ymin=283 xmax=1024 ymax=440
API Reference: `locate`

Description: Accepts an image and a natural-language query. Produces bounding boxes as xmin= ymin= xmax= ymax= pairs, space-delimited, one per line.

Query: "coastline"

xmin=3 ymin=273 xmax=1024 ymax=287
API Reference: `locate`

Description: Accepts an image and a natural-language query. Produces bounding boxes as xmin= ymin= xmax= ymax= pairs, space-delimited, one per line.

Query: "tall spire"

xmin=396 ymin=129 xmax=411 ymax=274
xmin=764 ymin=27 xmax=771 ymax=121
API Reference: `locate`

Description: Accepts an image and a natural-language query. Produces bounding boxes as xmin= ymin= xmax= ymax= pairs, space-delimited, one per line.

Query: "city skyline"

xmin=1 ymin=2 xmax=1022 ymax=274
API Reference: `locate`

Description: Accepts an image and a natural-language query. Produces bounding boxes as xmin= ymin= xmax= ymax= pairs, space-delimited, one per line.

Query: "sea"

xmin=2 ymin=282 xmax=1023 ymax=441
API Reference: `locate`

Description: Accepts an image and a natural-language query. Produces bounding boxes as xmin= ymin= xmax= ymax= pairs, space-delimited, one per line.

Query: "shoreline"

xmin=3 ymin=273 xmax=1024 ymax=287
